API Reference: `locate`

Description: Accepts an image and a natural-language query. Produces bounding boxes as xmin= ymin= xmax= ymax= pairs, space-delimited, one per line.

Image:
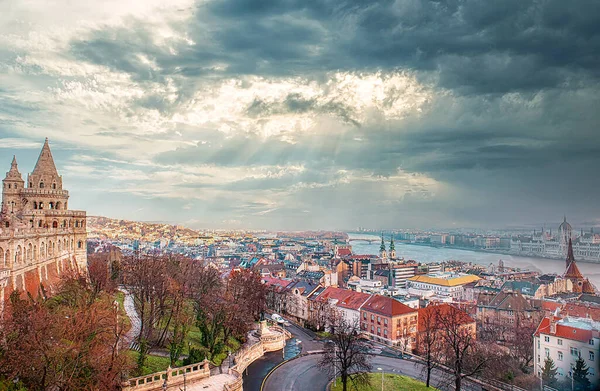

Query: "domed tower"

xmin=2 ymin=156 xmax=25 ymax=214
xmin=558 ymin=216 xmax=573 ymax=257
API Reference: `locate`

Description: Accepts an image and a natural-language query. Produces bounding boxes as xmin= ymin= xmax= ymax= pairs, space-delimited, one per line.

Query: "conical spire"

xmin=379 ymin=233 xmax=386 ymax=252
xmin=389 ymin=235 xmax=395 ymax=252
xmin=32 ymin=138 xmax=59 ymax=177
xmin=566 ymin=238 xmax=575 ymax=267
xmin=5 ymin=155 xmax=22 ymax=179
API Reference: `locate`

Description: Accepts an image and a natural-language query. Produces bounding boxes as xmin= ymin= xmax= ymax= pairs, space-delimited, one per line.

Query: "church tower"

xmin=379 ymin=233 xmax=387 ymax=259
xmin=389 ymin=235 xmax=396 ymax=259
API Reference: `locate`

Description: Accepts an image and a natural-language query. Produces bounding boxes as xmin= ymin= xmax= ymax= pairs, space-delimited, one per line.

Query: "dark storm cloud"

xmin=40 ymin=0 xmax=600 ymax=227
xmin=69 ymin=0 xmax=600 ymax=94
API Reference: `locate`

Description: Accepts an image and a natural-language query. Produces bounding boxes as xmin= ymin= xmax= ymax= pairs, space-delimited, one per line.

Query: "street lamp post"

xmin=282 ymin=322 xmax=285 ymax=359
xmin=377 ymin=367 xmax=383 ymax=391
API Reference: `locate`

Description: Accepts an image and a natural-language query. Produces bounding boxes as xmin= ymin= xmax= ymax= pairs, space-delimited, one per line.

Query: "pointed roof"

xmin=389 ymin=235 xmax=395 ymax=252
xmin=380 ymin=233 xmax=386 ymax=252
xmin=581 ymin=279 xmax=596 ymax=295
xmin=566 ymin=238 xmax=576 ymax=267
xmin=32 ymin=138 xmax=59 ymax=177
xmin=5 ymin=155 xmax=23 ymax=179
xmin=564 ymin=241 xmax=584 ymax=281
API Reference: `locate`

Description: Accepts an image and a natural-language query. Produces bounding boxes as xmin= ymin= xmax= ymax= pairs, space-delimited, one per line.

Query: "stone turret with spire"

xmin=27 ymin=138 xmax=63 ymax=191
xmin=389 ymin=235 xmax=396 ymax=259
xmin=0 ymin=138 xmax=88 ymax=301
xmin=2 ymin=156 xmax=25 ymax=214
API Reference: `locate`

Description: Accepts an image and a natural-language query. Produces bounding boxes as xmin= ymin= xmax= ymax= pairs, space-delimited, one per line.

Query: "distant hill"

xmin=86 ymin=216 xmax=201 ymax=242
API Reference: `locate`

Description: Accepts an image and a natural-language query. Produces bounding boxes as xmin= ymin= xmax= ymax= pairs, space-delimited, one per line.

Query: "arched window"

xmin=56 ymin=202 xmax=61 ymax=210
xmin=38 ymin=220 xmax=42 ymax=228
xmin=41 ymin=242 xmax=45 ymax=257
xmin=33 ymin=201 xmax=38 ymax=209
xmin=39 ymin=182 xmax=44 ymax=189
xmin=7 ymin=184 xmax=10 ymax=189
xmin=75 ymin=221 xmax=79 ymax=228
xmin=0 ymin=247 xmax=4 ymax=267
xmin=52 ymin=221 xmax=58 ymax=228
xmin=52 ymin=183 xmax=56 ymax=189
xmin=77 ymin=241 xmax=83 ymax=249
xmin=39 ymin=202 xmax=44 ymax=209
xmin=49 ymin=202 xmax=54 ymax=209
xmin=4 ymin=222 xmax=9 ymax=228
xmin=33 ymin=245 xmax=37 ymax=260
xmin=27 ymin=243 xmax=32 ymax=261
xmin=58 ymin=241 xmax=62 ymax=252
xmin=29 ymin=182 xmax=32 ymax=187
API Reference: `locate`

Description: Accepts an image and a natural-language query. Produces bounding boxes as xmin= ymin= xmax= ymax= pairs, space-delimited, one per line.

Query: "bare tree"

xmin=512 ymin=323 xmax=536 ymax=370
xmin=435 ymin=305 xmax=488 ymax=391
xmin=318 ymin=316 xmax=372 ymax=391
xmin=416 ymin=306 xmax=442 ymax=388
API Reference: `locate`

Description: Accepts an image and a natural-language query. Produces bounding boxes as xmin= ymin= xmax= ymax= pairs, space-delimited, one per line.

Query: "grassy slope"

xmin=330 ymin=373 xmax=439 ymax=391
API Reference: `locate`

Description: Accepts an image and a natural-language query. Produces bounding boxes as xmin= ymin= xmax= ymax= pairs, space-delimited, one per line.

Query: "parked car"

xmin=271 ymin=313 xmax=285 ymax=324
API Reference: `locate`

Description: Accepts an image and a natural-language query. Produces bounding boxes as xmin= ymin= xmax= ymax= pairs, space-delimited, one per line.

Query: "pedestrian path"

xmin=186 ymin=374 xmax=236 ymax=391
xmin=118 ymin=286 xmax=141 ymax=349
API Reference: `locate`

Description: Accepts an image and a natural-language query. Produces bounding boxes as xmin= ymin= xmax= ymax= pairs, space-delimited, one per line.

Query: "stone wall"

xmin=222 ymin=324 xmax=290 ymax=391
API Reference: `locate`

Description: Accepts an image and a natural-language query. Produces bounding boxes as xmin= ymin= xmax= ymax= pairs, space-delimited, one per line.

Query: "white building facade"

xmin=534 ymin=316 xmax=599 ymax=389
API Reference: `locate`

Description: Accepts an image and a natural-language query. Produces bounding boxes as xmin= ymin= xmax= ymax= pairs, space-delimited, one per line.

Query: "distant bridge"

xmin=348 ymin=238 xmax=378 ymax=244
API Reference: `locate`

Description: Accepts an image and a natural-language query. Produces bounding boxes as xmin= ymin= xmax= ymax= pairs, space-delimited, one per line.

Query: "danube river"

xmin=349 ymin=233 xmax=600 ymax=289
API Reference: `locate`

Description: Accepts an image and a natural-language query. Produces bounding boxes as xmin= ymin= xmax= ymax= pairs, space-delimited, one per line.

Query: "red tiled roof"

xmin=337 ymin=291 xmax=372 ymax=311
xmin=535 ymin=316 xmax=595 ymax=343
xmin=541 ymin=301 xmax=562 ymax=313
xmin=564 ymin=260 xmax=584 ymax=280
xmin=261 ymin=276 xmax=293 ymax=292
xmin=362 ymin=295 xmax=416 ymax=317
xmin=562 ymin=303 xmax=600 ymax=321
xmin=582 ymin=279 xmax=596 ymax=294
xmin=310 ymin=287 xmax=371 ymax=311
xmin=337 ymin=248 xmax=352 ymax=257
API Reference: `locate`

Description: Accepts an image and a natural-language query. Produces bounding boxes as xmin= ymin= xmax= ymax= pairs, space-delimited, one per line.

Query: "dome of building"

xmin=558 ymin=216 xmax=572 ymax=232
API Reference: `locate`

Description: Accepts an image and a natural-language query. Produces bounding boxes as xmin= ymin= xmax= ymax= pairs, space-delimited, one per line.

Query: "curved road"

xmin=262 ymin=354 xmax=484 ymax=391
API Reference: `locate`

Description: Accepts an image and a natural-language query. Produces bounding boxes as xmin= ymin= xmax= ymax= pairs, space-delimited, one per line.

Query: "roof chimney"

xmin=550 ymin=317 xmax=557 ymax=334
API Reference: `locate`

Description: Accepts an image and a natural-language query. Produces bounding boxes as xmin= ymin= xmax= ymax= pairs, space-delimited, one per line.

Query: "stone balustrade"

xmin=121 ymin=360 xmax=210 ymax=391
xmin=121 ymin=323 xmax=288 ymax=391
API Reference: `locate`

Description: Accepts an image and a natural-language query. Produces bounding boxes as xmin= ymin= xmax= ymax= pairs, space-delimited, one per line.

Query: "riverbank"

xmin=348 ymin=234 xmax=600 ymax=289
xmin=404 ymin=241 xmax=600 ymax=264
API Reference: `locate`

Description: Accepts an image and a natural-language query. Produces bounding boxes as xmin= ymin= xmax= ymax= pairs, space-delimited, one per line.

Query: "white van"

xmin=271 ymin=313 xmax=285 ymax=324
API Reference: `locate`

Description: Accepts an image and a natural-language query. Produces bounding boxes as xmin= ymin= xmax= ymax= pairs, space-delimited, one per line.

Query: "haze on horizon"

xmin=1 ymin=0 xmax=599 ymax=230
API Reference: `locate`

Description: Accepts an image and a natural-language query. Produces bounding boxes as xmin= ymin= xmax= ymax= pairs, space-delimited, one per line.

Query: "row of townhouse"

xmin=263 ymin=277 xmax=476 ymax=352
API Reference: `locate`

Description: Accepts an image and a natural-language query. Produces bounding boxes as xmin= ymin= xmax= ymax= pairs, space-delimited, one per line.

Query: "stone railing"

xmin=223 ymin=369 xmax=243 ymax=391
xmin=120 ymin=323 xmax=288 ymax=391
xmin=121 ymin=360 xmax=210 ymax=391
xmin=223 ymin=324 xmax=289 ymax=391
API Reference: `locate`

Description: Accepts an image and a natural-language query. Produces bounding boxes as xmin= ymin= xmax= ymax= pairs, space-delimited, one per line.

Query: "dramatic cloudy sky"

xmin=1 ymin=0 xmax=599 ymax=230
